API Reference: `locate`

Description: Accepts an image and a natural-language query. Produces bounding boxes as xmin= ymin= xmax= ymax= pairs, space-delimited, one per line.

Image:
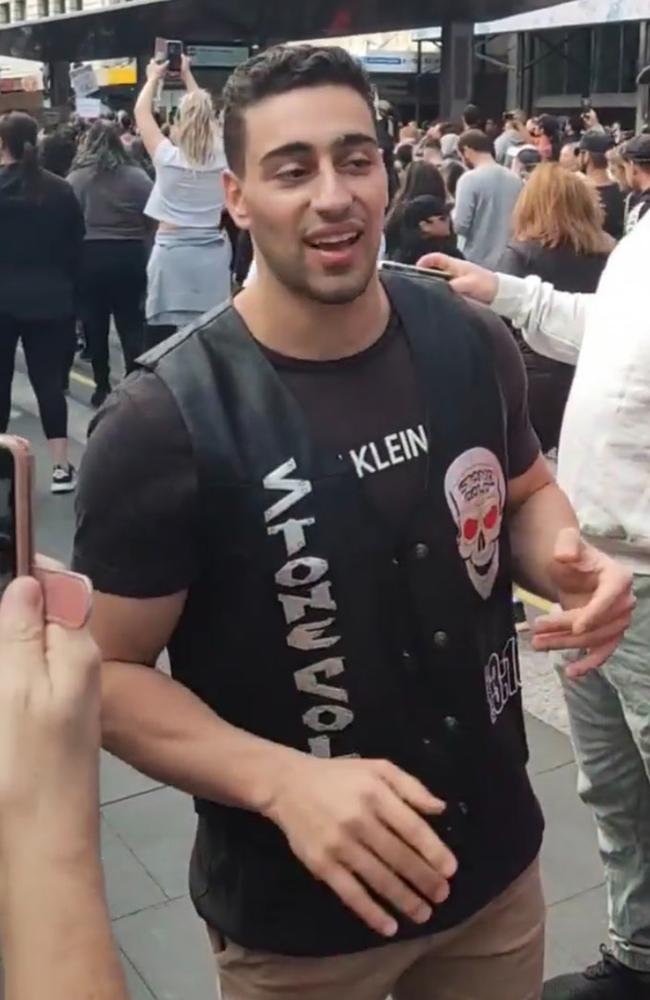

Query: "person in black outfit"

xmin=0 ymin=111 xmax=83 ymax=493
xmin=621 ymin=134 xmax=650 ymax=232
xmin=73 ymin=44 xmax=631 ymax=1000
xmin=393 ymin=195 xmax=464 ymax=264
xmin=499 ymin=162 xmax=612 ymax=452
xmin=578 ymin=131 xmax=625 ymax=239
xmin=384 ymin=161 xmax=447 ymax=257
xmin=68 ymin=121 xmax=153 ymax=408
xmin=38 ymin=125 xmax=77 ymax=178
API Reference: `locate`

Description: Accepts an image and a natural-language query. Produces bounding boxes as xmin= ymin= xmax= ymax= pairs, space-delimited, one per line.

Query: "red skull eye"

xmin=484 ymin=505 xmax=499 ymax=530
xmin=463 ymin=518 xmax=479 ymax=541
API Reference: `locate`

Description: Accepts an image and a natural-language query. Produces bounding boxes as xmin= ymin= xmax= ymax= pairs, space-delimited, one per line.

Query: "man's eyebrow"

xmin=332 ymin=132 xmax=379 ymax=150
xmin=260 ymin=141 xmax=313 ymax=165
xmin=260 ymin=133 xmax=379 ymax=166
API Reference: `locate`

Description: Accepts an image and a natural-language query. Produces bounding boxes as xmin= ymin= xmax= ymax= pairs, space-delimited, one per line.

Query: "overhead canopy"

xmin=0 ymin=0 xmax=559 ymax=63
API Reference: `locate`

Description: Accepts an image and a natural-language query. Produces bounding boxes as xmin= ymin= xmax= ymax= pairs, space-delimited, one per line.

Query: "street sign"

xmin=185 ymin=44 xmax=249 ymax=69
xmin=359 ymin=51 xmax=439 ymax=75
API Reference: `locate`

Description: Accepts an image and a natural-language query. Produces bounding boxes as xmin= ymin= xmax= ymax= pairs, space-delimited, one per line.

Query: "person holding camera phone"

xmin=134 ymin=50 xmax=230 ymax=349
xmin=0 ymin=573 xmax=128 ymax=1000
xmin=494 ymin=110 xmax=528 ymax=167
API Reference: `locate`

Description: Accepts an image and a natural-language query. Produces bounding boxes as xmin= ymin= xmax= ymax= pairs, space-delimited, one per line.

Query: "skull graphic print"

xmin=444 ymin=447 xmax=506 ymax=600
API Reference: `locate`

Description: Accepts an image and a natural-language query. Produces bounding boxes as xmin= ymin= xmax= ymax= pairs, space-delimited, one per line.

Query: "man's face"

xmin=460 ymin=148 xmax=474 ymax=170
xmin=625 ymin=160 xmax=639 ymax=191
xmin=225 ymin=85 xmax=387 ymax=305
xmin=420 ymin=215 xmax=450 ymax=238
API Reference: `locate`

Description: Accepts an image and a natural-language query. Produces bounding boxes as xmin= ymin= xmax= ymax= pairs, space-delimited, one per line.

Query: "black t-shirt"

xmin=596 ymin=182 xmax=625 ymax=240
xmin=73 ymin=306 xmax=539 ymax=597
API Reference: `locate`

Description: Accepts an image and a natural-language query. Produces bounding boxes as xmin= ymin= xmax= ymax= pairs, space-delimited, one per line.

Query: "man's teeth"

xmin=312 ymin=233 xmax=357 ymax=247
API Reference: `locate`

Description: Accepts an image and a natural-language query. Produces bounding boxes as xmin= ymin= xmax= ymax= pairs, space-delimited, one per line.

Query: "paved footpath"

xmin=0 ymin=369 xmax=608 ymax=999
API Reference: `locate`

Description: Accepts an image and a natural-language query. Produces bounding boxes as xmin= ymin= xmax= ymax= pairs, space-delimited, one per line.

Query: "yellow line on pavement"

xmin=70 ymin=370 xmax=95 ymax=389
xmin=515 ymin=587 xmax=553 ymax=614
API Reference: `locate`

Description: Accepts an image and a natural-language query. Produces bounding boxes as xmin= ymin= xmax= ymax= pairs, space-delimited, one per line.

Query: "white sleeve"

xmin=490 ymin=272 xmax=591 ymax=365
xmin=152 ymin=138 xmax=178 ymax=167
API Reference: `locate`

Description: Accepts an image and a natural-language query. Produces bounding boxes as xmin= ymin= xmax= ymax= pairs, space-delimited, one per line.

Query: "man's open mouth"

xmin=305 ymin=231 xmax=363 ymax=251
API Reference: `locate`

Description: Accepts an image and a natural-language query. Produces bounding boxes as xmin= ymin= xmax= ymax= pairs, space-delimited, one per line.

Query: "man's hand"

xmin=146 ymin=58 xmax=168 ymax=82
xmin=0 ymin=575 xmax=101 ymax=853
xmin=532 ymin=528 xmax=634 ymax=678
xmin=418 ymin=253 xmax=498 ymax=305
xmin=265 ymin=756 xmax=457 ymax=938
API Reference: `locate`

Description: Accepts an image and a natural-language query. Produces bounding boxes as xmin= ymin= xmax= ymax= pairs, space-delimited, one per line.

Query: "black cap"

xmin=637 ymin=64 xmax=650 ymax=86
xmin=579 ymin=130 xmax=614 ymax=154
xmin=514 ymin=145 xmax=542 ymax=167
xmin=622 ymin=134 xmax=650 ymax=164
xmin=402 ymin=195 xmax=449 ymax=228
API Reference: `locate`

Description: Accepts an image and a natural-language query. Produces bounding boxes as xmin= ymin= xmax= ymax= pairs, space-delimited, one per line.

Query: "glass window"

xmin=566 ymin=28 xmax=590 ymax=94
xmin=38 ymin=0 xmax=50 ymax=16
xmin=14 ymin=0 xmax=25 ymax=18
xmin=53 ymin=0 xmax=64 ymax=12
xmin=592 ymin=24 xmax=621 ymax=93
xmin=621 ymin=22 xmax=640 ymax=92
xmin=534 ymin=30 xmax=567 ymax=95
xmin=0 ymin=2 xmax=10 ymax=21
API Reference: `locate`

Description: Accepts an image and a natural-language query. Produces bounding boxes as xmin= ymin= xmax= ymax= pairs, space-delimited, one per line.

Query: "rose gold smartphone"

xmin=0 ymin=435 xmax=92 ymax=628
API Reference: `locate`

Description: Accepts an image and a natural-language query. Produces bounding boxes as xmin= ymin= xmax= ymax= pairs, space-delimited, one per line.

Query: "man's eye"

xmin=277 ymin=166 xmax=308 ymax=182
xmin=345 ymin=157 xmax=372 ymax=171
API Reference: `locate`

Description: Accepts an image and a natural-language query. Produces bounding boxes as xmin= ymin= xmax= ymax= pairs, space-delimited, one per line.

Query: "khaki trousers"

xmin=209 ymin=857 xmax=545 ymax=1000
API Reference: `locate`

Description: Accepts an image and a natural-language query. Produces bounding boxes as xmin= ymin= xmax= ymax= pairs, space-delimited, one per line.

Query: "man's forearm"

xmin=102 ymin=662 xmax=304 ymax=814
xmin=509 ymin=482 xmax=579 ymax=602
xmin=491 ymin=273 xmax=590 ymax=365
xmin=1 ymin=847 xmax=127 ymax=1000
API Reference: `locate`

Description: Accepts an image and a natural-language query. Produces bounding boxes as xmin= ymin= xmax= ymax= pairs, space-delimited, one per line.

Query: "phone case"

xmin=0 ymin=435 xmax=93 ymax=630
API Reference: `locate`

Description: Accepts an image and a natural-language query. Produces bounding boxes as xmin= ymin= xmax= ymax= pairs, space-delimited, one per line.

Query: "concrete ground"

xmin=1 ymin=357 xmax=609 ymax=998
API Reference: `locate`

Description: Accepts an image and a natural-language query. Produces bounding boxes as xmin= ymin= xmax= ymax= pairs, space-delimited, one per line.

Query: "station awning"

xmin=0 ymin=0 xmax=561 ymax=63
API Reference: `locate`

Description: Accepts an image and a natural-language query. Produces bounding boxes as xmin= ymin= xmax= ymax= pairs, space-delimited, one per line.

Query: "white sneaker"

xmin=51 ymin=464 xmax=77 ymax=495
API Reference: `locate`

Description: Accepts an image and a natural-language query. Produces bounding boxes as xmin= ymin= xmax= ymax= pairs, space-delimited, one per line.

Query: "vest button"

xmin=444 ymin=715 xmax=460 ymax=734
xmin=433 ymin=630 xmax=449 ymax=649
xmin=458 ymin=800 xmax=469 ymax=817
xmin=413 ymin=542 xmax=429 ymax=560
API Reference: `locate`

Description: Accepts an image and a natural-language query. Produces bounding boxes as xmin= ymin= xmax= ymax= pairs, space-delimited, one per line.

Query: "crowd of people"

xmin=1 ymin=39 xmax=650 ymax=1000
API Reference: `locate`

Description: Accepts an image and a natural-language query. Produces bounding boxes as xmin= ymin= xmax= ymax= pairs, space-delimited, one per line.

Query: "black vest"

xmin=141 ymin=272 xmax=543 ymax=957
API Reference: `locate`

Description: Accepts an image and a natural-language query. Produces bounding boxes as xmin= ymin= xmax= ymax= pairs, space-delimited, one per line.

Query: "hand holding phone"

xmin=0 ymin=436 xmax=92 ymax=629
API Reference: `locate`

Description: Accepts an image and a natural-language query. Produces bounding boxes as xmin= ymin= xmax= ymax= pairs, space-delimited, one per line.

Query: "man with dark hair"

xmin=453 ymin=129 xmax=522 ymax=268
xmin=418 ymin=135 xmax=443 ymax=166
xmin=622 ymin=134 xmax=650 ymax=233
xmin=74 ymin=43 xmax=631 ymax=1000
xmin=462 ymin=103 xmax=482 ymax=130
xmin=578 ymin=131 xmax=625 ymax=239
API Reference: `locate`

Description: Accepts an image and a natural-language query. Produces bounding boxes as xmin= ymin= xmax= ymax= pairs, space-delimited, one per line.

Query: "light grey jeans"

xmin=556 ymin=574 xmax=650 ymax=972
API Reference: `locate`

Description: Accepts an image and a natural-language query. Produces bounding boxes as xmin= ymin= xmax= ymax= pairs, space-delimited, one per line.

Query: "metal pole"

xmin=415 ymin=39 xmax=422 ymax=126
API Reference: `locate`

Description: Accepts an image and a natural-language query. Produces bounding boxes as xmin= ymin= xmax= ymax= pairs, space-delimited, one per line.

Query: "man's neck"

xmin=637 ymin=173 xmax=650 ymax=194
xmin=588 ymin=169 xmax=610 ymax=186
xmin=235 ymin=265 xmax=391 ymax=362
xmin=472 ymin=153 xmax=494 ymax=169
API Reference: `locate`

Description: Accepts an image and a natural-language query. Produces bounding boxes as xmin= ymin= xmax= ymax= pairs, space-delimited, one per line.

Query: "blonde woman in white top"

xmin=135 ymin=55 xmax=231 ymax=347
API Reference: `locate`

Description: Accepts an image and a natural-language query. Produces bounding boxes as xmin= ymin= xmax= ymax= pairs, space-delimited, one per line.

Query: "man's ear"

xmin=223 ymin=169 xmax=251 ymax=231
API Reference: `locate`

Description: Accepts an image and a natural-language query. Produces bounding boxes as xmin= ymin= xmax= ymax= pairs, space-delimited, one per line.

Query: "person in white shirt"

xmin=135 ymin=54 xmax=231 ymax=349
xmin=419 ymin=204 xmax=650 ymax=1000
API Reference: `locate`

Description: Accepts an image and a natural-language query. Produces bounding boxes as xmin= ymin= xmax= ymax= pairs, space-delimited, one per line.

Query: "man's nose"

xmin=312 ymin=165 xmax=354 ymax=217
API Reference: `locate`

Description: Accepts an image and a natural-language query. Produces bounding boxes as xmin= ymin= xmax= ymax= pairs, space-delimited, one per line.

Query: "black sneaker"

xmin=543 ymin=946 xmax=650 ymax=999
xmin=51 ymin=464 xmax=77 ymax=495
xmin=91 ymin=385 xmax=110 ymax=409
